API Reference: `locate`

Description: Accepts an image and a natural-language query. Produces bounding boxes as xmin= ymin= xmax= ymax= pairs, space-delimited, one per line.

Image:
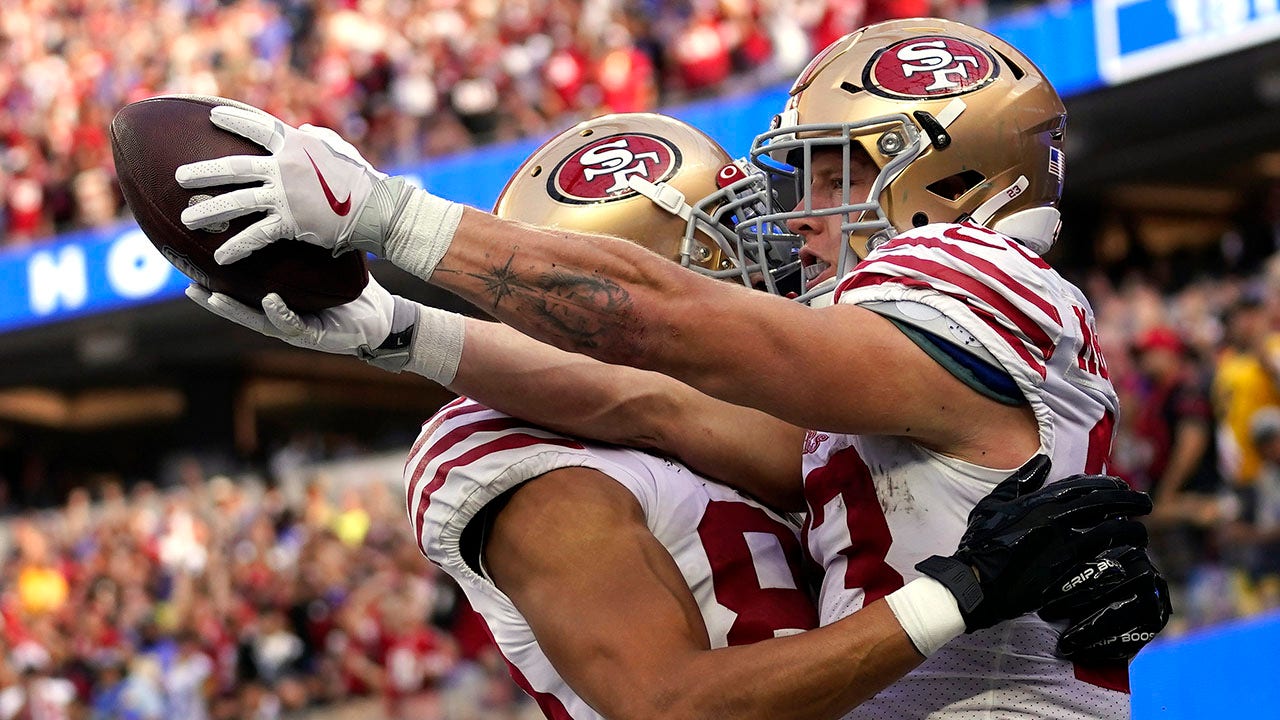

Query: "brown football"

xmin=110 ymin=94 xmax=367 ymax=313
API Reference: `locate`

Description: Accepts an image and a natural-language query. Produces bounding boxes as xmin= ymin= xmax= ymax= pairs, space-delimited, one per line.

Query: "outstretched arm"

xmin=431 ymin=210 xmax=1034 ymax=465
xmin=188 ymin=279 xmax=805 ymax=509
xmin=180 ymin=109 xmax=1035 ymax=463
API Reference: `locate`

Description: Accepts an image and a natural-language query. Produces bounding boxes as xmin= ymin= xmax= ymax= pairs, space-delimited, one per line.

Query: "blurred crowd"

xmin=10 ymin=0 xmax=1280 ymax=713
xmin=0 ymin=0 xmax=998 ymax=247
xmin=0 ymin=463 xmax=536 ymax=720
xmin=1072 ymin=184 xmax=1280 ymax=634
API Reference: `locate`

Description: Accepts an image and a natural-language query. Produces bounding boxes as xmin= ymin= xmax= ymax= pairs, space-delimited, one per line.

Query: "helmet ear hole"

xmin=912 ymin=212 xmax=929 ymax=228
xmin=926 ymin=170 xmax=986 ymax=201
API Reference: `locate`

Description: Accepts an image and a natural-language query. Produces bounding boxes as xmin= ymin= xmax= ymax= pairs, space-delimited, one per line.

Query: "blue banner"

xmin=1094 ymin=0 xmax=1280 ymax=84
xmin=1132 ymin=609 xmax=1280 ymax=718
xmin=987 ymin=1 xmax=1105 ymax=97
xmin=0 ymin=223 xmax=191 ymax=333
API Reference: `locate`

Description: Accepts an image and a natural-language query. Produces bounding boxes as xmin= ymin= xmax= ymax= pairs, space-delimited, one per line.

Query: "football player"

xmin=179 ymin=19 xmax=1171 ymax=718
xmin=187 ymin=112 xmax=1159 ymax=719
xmin=405 ymin=116 xmax=820 ymax=717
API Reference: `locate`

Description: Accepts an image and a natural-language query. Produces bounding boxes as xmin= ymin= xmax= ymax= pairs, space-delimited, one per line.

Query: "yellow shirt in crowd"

xmin=17 ymin=565 xmax=68 ymax=615
xmin=1214 ymin=334 xmax=1280 ymax=484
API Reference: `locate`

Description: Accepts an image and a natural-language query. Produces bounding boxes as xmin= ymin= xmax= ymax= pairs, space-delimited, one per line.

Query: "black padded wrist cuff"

xmin=916 ymin=555 xmax=984 ymax=616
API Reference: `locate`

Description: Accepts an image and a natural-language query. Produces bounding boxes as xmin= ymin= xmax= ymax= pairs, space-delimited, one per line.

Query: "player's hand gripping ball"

xmin=110 ymin=95 xmax=367 ymax=313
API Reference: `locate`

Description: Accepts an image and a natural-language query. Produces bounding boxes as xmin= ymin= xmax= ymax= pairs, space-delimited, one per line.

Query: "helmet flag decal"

xmin=548 ymin=133 xmax=681 ymax=204
xmin=1048 ymin=147 xmax=1065 ymax=182
xmin=864 ymin=36 xmax=998 ymax=100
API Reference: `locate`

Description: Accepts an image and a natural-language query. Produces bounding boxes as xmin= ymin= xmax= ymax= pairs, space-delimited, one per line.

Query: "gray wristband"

xmin=347 ymin=176 xmax=415 ymax=257
xmin=357 ymin=295 xmax=420 ymax=373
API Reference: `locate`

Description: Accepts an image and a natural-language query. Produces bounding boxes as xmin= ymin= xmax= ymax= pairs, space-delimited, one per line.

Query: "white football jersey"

xmin=405 ymin=397 xmax=816 ymax=720
xmin=810 ymin=223 xmax=1126 ymax=719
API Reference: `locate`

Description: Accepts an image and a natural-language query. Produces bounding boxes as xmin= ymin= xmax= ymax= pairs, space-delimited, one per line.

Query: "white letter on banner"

xmin=28 ymin=245 xmax=88 ymax=316
xmin=1207 ymin=0 xmax=1249 ymax=33
xmin=1169 ymin=0 xmax=1204 ymax=37
xmin=106 ymin=229 xmax=171 ymax=299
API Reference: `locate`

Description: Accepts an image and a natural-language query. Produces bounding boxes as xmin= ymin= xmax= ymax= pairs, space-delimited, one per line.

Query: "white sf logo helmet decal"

xmin=579 ymin=138 xmax=662 ymax=193
xmin=896 ymin=40 xmax=979 ymax=92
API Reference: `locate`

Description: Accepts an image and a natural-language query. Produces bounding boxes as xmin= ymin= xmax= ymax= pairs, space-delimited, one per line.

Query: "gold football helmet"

xmin=495 ymin=112 xmax=801 ymax=294
xmin=740 ymin=18 xmax=1067 ymax=297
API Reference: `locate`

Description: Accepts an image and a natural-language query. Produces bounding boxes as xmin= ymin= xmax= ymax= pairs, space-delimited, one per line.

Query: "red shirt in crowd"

xmin=598 ymin=46 xmax=655 ymax=114
xmin=673 ymin=14 xmax=731 ymax=91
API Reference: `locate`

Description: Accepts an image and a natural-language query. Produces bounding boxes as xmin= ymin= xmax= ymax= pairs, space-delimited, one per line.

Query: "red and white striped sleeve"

xmin=403 ymin=397 xmax=623 ymax=588
xmin=834 ymin=222 xmax=1069 ymax=385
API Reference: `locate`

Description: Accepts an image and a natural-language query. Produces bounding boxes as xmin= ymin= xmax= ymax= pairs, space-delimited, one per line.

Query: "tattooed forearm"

xmin=438 ymin=255 xmax=641 ymax=352
xmin=533 ymin=268 xmax=636 ymax=348
xmin=474 ymin=255 xmax=528 ymax=307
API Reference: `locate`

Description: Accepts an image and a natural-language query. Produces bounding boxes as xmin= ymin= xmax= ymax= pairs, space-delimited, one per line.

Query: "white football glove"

xmin=176 ymin=105 xmax=462 ymax=278
xmin=185 ymin=277 xmax=420 ymax=372
xmin=176 ymin=106 xmax=376 ymax=262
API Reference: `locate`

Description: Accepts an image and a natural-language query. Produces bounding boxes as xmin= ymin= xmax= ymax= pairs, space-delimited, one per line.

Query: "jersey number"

xmin=697 ymin=501 xmax=817 ymax=645
xmin=804 ymin=447 xmax=905 ymax=605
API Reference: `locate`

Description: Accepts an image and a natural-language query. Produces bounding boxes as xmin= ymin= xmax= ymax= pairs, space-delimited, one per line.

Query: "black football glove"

xmin=916 ymin=455 xmax=1153 ymax=632
xmin=1040 ymin=545 xmax=1172 ymax=662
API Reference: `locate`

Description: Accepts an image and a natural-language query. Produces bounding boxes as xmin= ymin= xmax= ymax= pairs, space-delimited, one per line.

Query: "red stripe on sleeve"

xmin=404 ymin=399 xmax=493 ymax=511
xmin=883 ymin=234 xmax=1061 ymax=326
xmin=838 ymin=272 xmax=1046 ymax=378
xmin=954 ymin=222 xmax=1053 ymax=269
xmin=879 ymin=226 xmax=998 ymax=253
xmin=404 ymin=398 xmax=486 ymax=474
xmin=410 ymin=422 xmax=584 ymax=545
xmin=857 ymin=254 xmax=1055 ymax=364
xmin=834 ymin=270 xmax=935 ymax=299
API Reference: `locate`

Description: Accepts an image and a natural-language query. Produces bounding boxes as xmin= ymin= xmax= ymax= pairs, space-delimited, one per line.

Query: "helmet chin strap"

xmin=628 ymin=175 xmax=732 ymax=268
xmin=628 ymin=175 xmax=693 ymax=222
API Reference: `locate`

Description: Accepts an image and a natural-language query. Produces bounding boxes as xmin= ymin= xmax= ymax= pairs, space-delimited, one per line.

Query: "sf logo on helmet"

xmin=549 ymin=133 xmax=680 ymax=204
xmin=900 ymin=41 xmax=978 ymax=92
xmin=582 ymin=140 xmax=661 ymax=192
xmin=865 ymin=36 xmax=997 ymax=100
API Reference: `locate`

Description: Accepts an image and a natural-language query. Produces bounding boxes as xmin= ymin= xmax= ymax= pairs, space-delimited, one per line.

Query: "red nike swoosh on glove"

xmin=305 ymin=149 xmax=352 ymax=216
